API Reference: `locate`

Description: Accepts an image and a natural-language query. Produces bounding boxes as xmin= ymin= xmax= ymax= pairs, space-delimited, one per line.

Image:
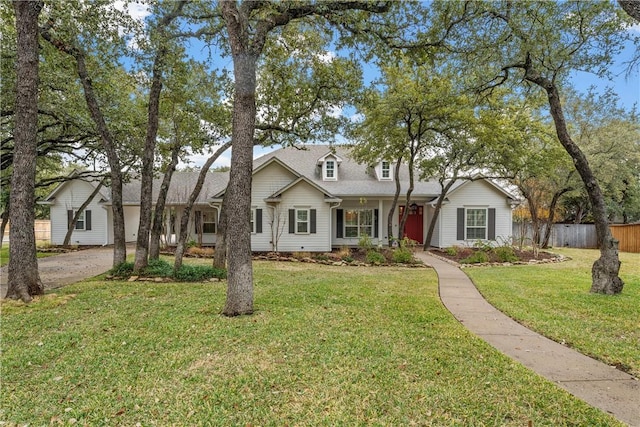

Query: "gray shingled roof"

xmin=253 ymin=144 xmax=444 ymax=197
xmin=115 ymin=171 xmax=229 ymax=205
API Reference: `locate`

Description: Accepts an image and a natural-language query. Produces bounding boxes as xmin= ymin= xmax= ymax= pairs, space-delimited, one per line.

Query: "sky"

xmin=114 ymin=1 xmax=640 ymax=170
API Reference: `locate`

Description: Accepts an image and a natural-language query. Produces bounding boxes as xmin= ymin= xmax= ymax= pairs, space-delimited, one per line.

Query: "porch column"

xmin=378 ymin=199 xmax=384 ymax=245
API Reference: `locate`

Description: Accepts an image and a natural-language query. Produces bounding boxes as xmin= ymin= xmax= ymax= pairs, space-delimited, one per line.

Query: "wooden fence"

xmin=513 ymin=223 xmax=640 ymax=253
xmin=3 ymin=220 xmax=51 ymax=243
xmin=610 ymin=224 xmax=640 ymax=253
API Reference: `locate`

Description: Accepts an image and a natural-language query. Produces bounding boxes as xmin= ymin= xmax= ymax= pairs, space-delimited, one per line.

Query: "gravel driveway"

xmin=0 ymin=246 xmax=126 ymax=298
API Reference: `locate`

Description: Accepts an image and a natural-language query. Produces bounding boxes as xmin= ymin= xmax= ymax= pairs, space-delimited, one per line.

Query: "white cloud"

xmin=113 ymin=1 xmax=151 ymax=22
xmin=318 ymin=51 xmax=336 ymax=63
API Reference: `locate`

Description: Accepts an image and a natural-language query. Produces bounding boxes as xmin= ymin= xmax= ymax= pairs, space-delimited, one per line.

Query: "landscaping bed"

xmin=428 ymin=245 xmax=563 ymax=266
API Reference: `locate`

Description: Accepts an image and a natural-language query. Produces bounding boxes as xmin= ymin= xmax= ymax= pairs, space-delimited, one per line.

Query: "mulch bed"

xmin=428 ymin=246 xmax=563 ymax=266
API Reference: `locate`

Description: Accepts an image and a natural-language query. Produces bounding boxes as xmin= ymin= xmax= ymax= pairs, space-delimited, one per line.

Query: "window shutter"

xmin=374 ymin=209 xmax=379 ymax=238
xmin=457 ymin=208 xmax=465 ymax=240
xmin=310 ymin=209 xmax=316 ymax=234
xmin=488 ymin=208 xmax=496 ymax=240
xmin=85 ymin=210 xmax=92 ymax=231
xmin=289 ymin=209 xmax=295 ymax=234
xmin=336 ymin=209 xmax=343 ymax=238
xmin=256 ymin=209 xmax=262 ymax=234
xmin=67 ymin=210 xmax=73 ymax=230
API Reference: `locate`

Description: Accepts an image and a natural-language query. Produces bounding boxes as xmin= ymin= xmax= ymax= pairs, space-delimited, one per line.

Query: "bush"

xmin=143 ymin=259 xmax=174 ymax=277
xmin=460 ymin=251 xmax=490 ymax=264
xmin=392 ymin=248 xmax=414 ymax=264
xmin=174 ymin=264 xmax=227 ymax=282
xmin=493 ymin=246 xmax=518 ymax=263
xmin=366 ymin=250 xmax=386 ymax=265
xmin=358 ymin=234 xmax=373 ymax=250
xmin=445 ymin=247 xmax=458 ymax=256
xmin=110 ymin=261 xmax=134 ymax=277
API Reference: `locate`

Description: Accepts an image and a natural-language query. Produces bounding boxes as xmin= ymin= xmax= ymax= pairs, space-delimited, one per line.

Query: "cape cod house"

xmin=41 ymin=145 xmax=518 ymax=251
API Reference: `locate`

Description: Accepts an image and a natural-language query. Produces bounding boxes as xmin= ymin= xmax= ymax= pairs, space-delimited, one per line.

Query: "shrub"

xmin=460 ymin=251 xmax=490 ymax=264
xmin=366 ymin=250 xmax=386 ymax=265
xmin=342 ymin=255 xmax=354 ymax=263
xmin=338 ymin=246 xmax=351 ymax=258
xmin=358 ymin=234 xmax=373 ymax=250
xmin=392 ymin=248 xmax=414 ymax=264
xmin=187 ymin=246 xmax=214 ymax=257
xmin=445 ymin=247 xmax=458 ymax=256
xmin=110 ymin=261 xmax=134 ymax=277
xmin=493 ymin=246 xmax=518 ymax=263
xmin=174 ymin=264 xmax=227 ymax=282
xmin=472 ymin=240 xmax=493 ymax=252
xmin=143 ymin=259 xmax=174 ymax=277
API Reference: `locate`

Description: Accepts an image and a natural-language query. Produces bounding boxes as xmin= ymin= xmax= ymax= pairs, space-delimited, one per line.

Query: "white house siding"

xmin=426 ymin=205 xmax=441 ymax=248
xmin=49 ymin=180 xmax=109 ymax=245
xmin=258 ymin=181 xmax=331 ymax=252
xmin=439 ymin=180 xmax=513 ymax=248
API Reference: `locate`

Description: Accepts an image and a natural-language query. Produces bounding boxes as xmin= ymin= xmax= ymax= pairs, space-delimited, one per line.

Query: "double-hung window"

xmin=324 ymin=160 xmax=336 ymax=180
xmin=466 ymin=208 xmax=487 ymax=240
xmin=344 ymin=209 xmax=373 ymax=238
xmin=296 ymin=208 xmax=309 ymax=234
xmin=74 ymin=210 xmax=85 ymax=230
xmin=381 ymin=161 xmax=391 ymax=179
xmin=202 ymin=211 xmax=216 ymax=234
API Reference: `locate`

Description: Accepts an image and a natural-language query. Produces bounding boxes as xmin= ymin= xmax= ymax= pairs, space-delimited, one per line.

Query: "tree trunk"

xmin=423 ymin=179 xmax=457 ymax=250
xmin=0 ymin=206 xmax=9 ymax=249
xmin=172 ymin=141 xmax=231 ymax=270
xmin=541 ymin=188 xmax=570 ymax=249
xmin=40 ymin=27 xmax=127 ymax=267
xmin=6 ymin=0 xmax=44 ymax=302
xmin=133 ymin=1 xmax=185 ymax=272
xmin=387 ymin=157 xmax=402 ymax=247
xmin=525 ymin=69 xmax=623 ymax=294
xmin=221 ymin=2 xmax=258 ymax=316
xmin=150 ymin=144 xmax=180 ymax=260
xmin=398 ymin=156 xmax=415 ymax=241
xmin=63 ymin=178 xmax=105 ymax=246
xmin=213 ymin=191 xmax=228 ymax=269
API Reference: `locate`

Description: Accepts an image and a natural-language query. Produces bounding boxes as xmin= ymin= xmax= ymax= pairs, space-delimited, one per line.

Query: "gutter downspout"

xmin=329 ymin=201 xmax=342 ymax=251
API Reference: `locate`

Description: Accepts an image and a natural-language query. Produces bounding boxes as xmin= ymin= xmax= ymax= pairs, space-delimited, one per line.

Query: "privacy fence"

xmin=513 ymin=223 xmax=640 ymax=253
xmin=3 ymin=220 xmax=51 ymax=243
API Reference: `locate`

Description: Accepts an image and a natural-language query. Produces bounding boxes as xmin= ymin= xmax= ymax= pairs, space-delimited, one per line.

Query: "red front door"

xmin=399 ymin=205 xmax=424 ymax=244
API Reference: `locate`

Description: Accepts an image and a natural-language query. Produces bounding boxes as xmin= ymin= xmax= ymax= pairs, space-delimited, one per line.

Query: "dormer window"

xmin=325 ymin=160 xmax=335 ymax=179
xmin=381 ymin=161 xmax=391 ymax=179
xmin=318 ymin=151 xmax=342 ymax=181
xmin=378 ymin=160 xmax=392 ymax=181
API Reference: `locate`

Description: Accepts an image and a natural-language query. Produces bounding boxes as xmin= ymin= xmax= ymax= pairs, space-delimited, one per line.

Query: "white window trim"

xmin=344 ymin=209 xmax=374 ymax=238
xmin=74 ymin=209 xmax=86 ymax=231
xmin=465 ymin=207 xmax=488 ymax=240
xmin=380 ymin=161 xmax=392 ymax=180
xmin=323 ymin=159 xmax=337 ymax=181
xmin=295 ymin=208 xmax=310 ymax=234
xmin=202 ymin=211 xmax=216 ymax=234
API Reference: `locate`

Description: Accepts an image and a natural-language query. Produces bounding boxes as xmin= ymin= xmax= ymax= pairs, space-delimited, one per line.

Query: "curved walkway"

xmin=414 ymin=252 xmax=639 ymax=426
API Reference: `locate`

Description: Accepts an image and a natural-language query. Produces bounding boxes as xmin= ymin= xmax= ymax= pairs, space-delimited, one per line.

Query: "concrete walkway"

xmin=414 ymin=252 xmax=639 ymax=426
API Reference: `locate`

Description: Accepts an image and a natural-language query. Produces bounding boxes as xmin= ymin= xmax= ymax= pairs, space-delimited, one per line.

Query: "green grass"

xmin=1 ymin=261 xmax=623 ymax=426
xmin=467 ymin=248 xmax=640 ymax=377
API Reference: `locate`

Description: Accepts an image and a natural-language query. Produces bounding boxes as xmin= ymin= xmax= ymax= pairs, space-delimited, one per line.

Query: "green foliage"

xmin=472 ymin=240 xmax=494 ymax=252
xmin=445 ymin=247 xmax=458 ymax=257
xmin=142 ymin=259 xmax=174 ymax=277
xmin=358 ymin=233 xmax=373 ymax=250
xmin=174 ymin=264 xmax=226 ymax=282
xmin=392 ymin=247 xmax=414 ymax=264
xmin=493 ymin=246 xmax=518 ymax=263
xmin=460 ymin=251 xmax=490 ymax=264
xmin=341 ymin=255 xmax=354 ymax=263
xmin=109 ymin=261 xmax=134 ymax=277
xmin=365 ymin=250 xmax=386 ymax=265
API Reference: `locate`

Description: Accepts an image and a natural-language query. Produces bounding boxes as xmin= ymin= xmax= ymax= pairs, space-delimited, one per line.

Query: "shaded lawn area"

xmin=1 ymin=261 xmax=622 ymax=426
xmin=467 ymin=248 xmax=640 ymax=378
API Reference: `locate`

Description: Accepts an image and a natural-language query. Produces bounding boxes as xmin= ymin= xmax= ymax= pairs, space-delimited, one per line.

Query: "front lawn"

xmin=467 ymin=248 xmax=640 ymax=377
xmin=0 ymin=244 xmax=58 ymax=267
xmin=1 ymin=261 xmax=621 ymax=425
